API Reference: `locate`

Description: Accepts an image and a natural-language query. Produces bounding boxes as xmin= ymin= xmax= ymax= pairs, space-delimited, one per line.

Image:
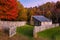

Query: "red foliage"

xmin=0 ymin=0 xmax=18 ymax=20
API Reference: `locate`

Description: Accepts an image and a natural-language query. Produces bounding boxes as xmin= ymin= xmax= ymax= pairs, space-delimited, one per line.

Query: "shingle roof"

xmin=33 ymin=16 xmax=51 ymax=22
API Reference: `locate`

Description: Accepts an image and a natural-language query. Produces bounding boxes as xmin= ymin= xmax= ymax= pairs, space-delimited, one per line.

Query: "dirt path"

xmin=0 ymin=31 xmax=48 ymax=40
xmin=0 ymin=31 xmax=9 ymax=40
xmin=0 ymin=31 xmax=33 ymax=40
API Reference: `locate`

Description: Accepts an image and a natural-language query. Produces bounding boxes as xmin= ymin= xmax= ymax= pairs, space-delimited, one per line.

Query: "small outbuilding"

xmin=32 ymin=16 xmax=59 ymax=38
xmin=30 ymin=16 xmax=52 ymax=26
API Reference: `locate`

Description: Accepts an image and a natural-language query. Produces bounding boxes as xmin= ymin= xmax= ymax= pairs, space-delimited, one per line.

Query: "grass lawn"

xmin=37 ymin=26 xmax=60 ymax=40
xmin=16 ymin=25 xmax=34 ymax=40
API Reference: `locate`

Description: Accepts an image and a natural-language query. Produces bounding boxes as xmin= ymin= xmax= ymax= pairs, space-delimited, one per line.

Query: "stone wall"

xmin=33 ymin=24 xmax=59 ymax=38
xmin=0 ymin=21 xmax=26 ymax=29
xmin=0 ymin=21 xmax=26 ymax=37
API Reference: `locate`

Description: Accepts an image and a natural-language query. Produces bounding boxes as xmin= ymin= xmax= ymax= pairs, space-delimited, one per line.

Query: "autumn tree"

xmin=45 ymin=11 xmax=52 ymax=19
xmin=51 ymin=1 xmax=60 ymax=24
xmin=0 ymin=0 xmax=18 ymax=21
xmin=55 ymin=1 xmax=60 ymax=25
xmin=27 ymin=8 xmax=32 ymax=24
xmin=17 ymin=8 xmax=27 ymax=21
xmin=17 ymin=1 xmax=27 ymax=21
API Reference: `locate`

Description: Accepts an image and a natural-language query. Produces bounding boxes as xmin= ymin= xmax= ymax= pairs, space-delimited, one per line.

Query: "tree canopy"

xmin=0 ymin=0 xmax=18 ymax=21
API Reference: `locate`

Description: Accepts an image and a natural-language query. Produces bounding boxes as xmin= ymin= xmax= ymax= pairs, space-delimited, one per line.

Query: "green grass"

xmin=55 ymin=34 xmax=60 ymax=40
xmin=37 ymin=26 xmax=60 ymax=40
xmin=16 ymin=25 xmax=34 ymax=38
xmin=16 ymin=25 xmax=60 ymax=40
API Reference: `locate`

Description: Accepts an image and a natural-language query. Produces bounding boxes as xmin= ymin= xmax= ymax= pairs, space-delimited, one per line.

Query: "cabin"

xmin=32 ymin=16 xmax=59 ymax=38
xmin=30 ymin=16 xmax=52 ymax=26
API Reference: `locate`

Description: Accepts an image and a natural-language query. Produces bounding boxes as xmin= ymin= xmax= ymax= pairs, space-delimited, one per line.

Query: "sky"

xmin=19 ymin=0 xmax=59 ymax=8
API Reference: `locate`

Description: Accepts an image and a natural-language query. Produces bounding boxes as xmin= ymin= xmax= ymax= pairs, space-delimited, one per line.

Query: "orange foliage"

xmin=0 ymin=0 xmax=18 ymax=20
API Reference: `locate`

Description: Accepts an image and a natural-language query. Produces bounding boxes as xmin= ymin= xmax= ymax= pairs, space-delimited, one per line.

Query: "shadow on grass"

xmin=16 ymin=25 xmax=34 ymax=38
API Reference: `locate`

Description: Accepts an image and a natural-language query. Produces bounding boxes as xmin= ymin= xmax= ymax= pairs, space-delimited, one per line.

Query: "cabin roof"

xmin=32 ymin=16 xmax=51 ymax=22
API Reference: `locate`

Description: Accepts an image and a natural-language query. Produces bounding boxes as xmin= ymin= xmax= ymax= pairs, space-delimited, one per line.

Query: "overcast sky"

xmin=19 ymin=0 xmax=59 ymax=8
